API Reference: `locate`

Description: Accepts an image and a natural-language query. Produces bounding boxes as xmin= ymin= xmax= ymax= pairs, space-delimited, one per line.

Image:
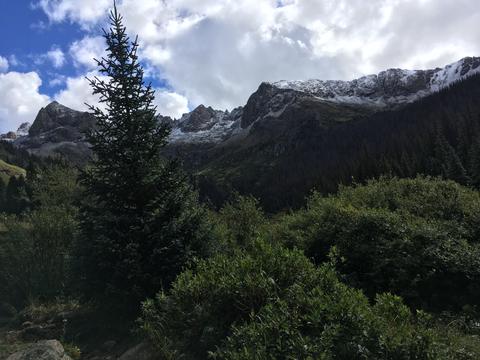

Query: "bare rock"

xmin=117 ymin=342 xmax=158 ymax=360
xmin=6 ymin=340 xmax=71 ymax=360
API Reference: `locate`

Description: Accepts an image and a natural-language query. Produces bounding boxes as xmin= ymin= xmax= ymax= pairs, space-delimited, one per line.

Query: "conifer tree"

xmin=434 ymin=131 xmax=470 ymax=185
xmin=0 ymin=177 xmax=6 ymax=212
xmin=74 ymin=4 xmax=211 ymax=312
xmin=468 ymin=138 xmax=480 ymax=187
xmin=5 ymin=175 xmax=29 ymax=214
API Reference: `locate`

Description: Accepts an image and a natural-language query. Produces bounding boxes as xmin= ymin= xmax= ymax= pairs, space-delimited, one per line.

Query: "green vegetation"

xmin=0 ymin=159 xmax=25 ymax=183
xmin=140 ymin=242 xmax=439 ymax=359
xmin=269 ymin=177 xmax=480 ymax=312
xmin=1 ymin=5 xmax=480 ymax=359
xmin=72 ymin=6 xmax=212 ymax=315
xmin=0 ymin=164 xmax=79 ymax=309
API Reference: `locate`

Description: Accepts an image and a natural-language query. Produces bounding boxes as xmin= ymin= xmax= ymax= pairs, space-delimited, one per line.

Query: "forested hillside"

xmin=197 ymin=73 xmax=480 ymax=211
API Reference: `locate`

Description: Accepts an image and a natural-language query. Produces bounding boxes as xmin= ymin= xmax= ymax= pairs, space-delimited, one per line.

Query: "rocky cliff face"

xmin=271 ymin=57 xmax=480 ymax=107
xmin=239 ymin=57 xmax=480 ymax=130
xmin=0 ymin=123 xmax=31 ymax=142
xmin=13 ymin=102 xmax=95 ymax=164
xmin=168 ymin=105 xmax=243 ymax=143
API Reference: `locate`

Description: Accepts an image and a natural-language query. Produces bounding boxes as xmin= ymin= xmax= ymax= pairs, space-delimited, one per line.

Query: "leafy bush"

xmin=0 ymin=164 xmax=79 ymax=308
xmin=210 ymin=195 xmax=266 ymax=253
xmin=270 ymin=177 xmax=480 ymax=311
xmin=140 ymin=242 xmax=449 ymax=359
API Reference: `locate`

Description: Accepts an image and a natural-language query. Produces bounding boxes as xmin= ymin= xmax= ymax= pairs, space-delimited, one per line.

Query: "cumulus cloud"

xmin=37 ymin=0 xmax=480 ymax=110
xmin=69 ymin=36 xmax=106 ymax=69
xmin=0 ymin=56 xmax=8 ymax=73
xmin=36 ymin=0 xmax=111 ymax=28
xmin=54 ymin=72 xmax=188 ymax=119
xmin=46 ymin=46 xmax=66 ymax=68
xmin=153 ymin=90 xmax=189 ymax=119
xmin=0 ymin=72 xmax=51 ymax=132
xmin=54 ymin=73 xmax=102 ymax=111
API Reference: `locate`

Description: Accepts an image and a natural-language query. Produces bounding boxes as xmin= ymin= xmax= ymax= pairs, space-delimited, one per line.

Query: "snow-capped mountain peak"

xmin=271 ymin=57 xmax=480 ymax=107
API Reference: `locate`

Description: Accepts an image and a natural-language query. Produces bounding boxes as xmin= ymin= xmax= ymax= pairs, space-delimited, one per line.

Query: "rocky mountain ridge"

xmin=12 ymin=101 xmax=95 ymax=164
xmin=272 ymin=56 xmax=480 ymax=107
xmin=1 ymin=57 xmax=480 ymax=167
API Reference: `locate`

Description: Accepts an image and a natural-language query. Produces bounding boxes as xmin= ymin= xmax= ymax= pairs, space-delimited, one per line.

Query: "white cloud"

xmin=54 ymin=73 xmax=102 ymax=111
xmin=53 ymin=73 xmax=188 ymax=119
xmin=46 ymin=46 xmax=66 ymax=68
xmin=38 ymin=0 xmax=480 ymax=111
xmin=36 ymin=0 xmax=111 ymax=28
xmin=69 ymin=36 xmax=106 ymax=69
xmin=0 ymin=56 xmax=8 ymax=73
xmin=154 ymin=90 xmax=189 ymax=119
xmin=0 ymin=72 xmax=51 ymax=132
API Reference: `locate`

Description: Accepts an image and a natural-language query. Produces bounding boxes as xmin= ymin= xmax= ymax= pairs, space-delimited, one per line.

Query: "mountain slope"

xmin=3 ymin=57 xmax=480 ymax=210
xmin=0 ymin=160 xmax=26 ymax=183
xmin=14 ymin=101 xmax=95 ymax=164
xmin=196 ymin=73 xmax=480 ymax=211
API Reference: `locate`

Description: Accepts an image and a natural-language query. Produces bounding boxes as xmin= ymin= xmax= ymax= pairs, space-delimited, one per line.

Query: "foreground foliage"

xmin=0 ymin=164 xmax=78 ymax=309
xmin=271 ymin=176 xmax=480 ymax=311
xmin=140 ymin=242 xmax=472 ymax=359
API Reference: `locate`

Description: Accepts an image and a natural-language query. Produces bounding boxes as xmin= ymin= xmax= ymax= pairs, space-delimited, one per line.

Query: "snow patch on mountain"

xmin=272 ymin=57 xmax=480 ymax=107
xmin=167 ymin=105 xmax=243 ymax=143
xmin=0 ymin=122 xmax=31 ymax=142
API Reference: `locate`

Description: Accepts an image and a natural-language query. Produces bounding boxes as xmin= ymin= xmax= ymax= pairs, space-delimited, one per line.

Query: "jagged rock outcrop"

xmin=14 ymin=102 xmax=95 ymax=164
xmin=272 ymin=56 xmax=480 ymax=107
xmin=16 ymin=123 xmax=31 ymax=137
xmin=0 ymin=123 xmax=31 ymax=142
xmin=27 ymin=101 xmax=95 ymax=139
xmin=6 ymin=340 xmax=71 ymax=360
xmin=169 ymin=105 xmax=243 ymax=143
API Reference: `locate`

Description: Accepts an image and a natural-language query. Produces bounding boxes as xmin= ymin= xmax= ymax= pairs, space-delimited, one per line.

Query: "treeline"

xmin=0 ymin=144 xmax=70 ymax=216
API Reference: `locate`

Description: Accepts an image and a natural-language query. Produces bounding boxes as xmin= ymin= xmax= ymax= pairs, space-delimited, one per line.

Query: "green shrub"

xmin=0 ymin=164 xmax=79 ymax=309
xmin=210 ymin=195 xmax=266 ymax=253
xmin=140 ymin=242 xmax=447 ymax=359
xmin=270 ymin=177 xmax=480 ymax=311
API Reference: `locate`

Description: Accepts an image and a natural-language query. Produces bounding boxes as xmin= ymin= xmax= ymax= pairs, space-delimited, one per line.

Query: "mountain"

xmin=2 ymin=57 xmax=480 ymax=210
xmin=271 ymin=57 xmax=480 ymax=108
xmin=0 ymin=122 xmax=31 ymax=142
xmin=199 ymin=73 xmax=480 ymax=210
xmin=13 ymin=101 xmax=95 ymax=164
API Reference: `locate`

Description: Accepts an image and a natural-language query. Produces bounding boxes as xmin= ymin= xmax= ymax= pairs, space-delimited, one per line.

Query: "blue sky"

xmin=0 ymin=1 xmax=86 ymax=95
xmin=1 ymin=0 xmax=480 ymax=133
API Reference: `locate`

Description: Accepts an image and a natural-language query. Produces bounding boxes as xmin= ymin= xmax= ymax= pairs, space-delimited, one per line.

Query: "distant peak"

xmin=270 ymin=57 xmax=480 ymax=107
xmin=46 ymin=100 xmax=60 ymax=108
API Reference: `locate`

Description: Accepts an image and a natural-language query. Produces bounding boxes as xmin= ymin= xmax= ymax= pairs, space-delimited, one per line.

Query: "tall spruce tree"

xmin=75 ymin=4 xmax=211 ymax=312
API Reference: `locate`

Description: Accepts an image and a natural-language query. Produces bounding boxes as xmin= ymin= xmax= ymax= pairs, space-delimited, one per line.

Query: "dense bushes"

xmin=210 ymin=195 xmax=266 ymax=253
xmin=140 ymin=241 xmax=464 ymax=359
xmin=0 ymin=164 xmax=79 ymax=309
xmin=270 ymin=176 xmax=480 ymax=311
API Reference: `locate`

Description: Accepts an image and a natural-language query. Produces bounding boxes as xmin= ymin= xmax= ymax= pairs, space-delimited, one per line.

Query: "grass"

xmin=0 ymin=160 xmax=25 ymax=184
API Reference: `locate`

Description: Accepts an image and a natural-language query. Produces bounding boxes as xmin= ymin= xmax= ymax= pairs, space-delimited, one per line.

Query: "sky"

xmin=1 ymin=0 xmax=480 ymax=132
